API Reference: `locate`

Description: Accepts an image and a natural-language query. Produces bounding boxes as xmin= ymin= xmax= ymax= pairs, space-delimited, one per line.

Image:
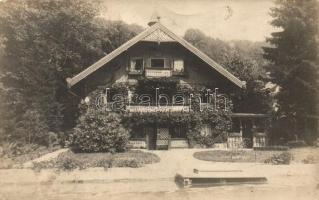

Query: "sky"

xmin=100 ymin=0 xmax=277 ymax=42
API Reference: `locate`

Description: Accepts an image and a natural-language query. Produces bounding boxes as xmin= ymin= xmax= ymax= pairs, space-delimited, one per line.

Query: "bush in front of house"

xmin=69 ymin=111 xmax=130 ymax=153
xmin=186 ymin=111 xmax=231 ymax=148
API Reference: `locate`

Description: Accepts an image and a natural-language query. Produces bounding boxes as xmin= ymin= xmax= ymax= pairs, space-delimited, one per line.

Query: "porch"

xmin=129 ymin=126 xmax=189 ymax=150
xmin=128 ymin=113 xmax=269 ymax=150
xmin=228 ymin=113 xmax=269 ymax=149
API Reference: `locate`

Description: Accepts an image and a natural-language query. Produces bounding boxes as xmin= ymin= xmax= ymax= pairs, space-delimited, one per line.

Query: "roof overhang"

xmin=66 ymin=22 xmax=246 ymax=89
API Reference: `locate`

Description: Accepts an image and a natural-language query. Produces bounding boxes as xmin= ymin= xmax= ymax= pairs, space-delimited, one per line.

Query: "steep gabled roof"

xmin=66 ymin=22 xmax=246 ymax=88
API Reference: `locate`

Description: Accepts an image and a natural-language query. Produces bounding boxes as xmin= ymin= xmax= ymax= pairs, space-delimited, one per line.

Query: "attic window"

xmin=130 ymin=58 xmax=144 ymax=71
xmin=151 ymin=58 xmax=165 ymax=68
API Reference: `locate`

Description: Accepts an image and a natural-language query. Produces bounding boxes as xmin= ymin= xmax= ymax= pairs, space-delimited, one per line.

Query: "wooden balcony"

xmin=128 ymin=70 xmax=143 ymax=75
xmin=126 ymin=105 xmax=190 ymax=112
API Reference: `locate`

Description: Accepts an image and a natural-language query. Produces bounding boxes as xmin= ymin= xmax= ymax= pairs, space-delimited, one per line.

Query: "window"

xmin=151 ymin=58 xmax=165 ymax=68
xmin=201 ymin=124 xmax=212 ymax=136
xmin=173 ymin=59 xmax=184 ymax=72
xmin=130 ymin=58 xmax=144 ymax=71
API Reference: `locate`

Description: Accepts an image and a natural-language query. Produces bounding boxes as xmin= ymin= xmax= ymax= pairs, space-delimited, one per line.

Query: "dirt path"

xmin=0 ymin=148 xmax=318 ymax=200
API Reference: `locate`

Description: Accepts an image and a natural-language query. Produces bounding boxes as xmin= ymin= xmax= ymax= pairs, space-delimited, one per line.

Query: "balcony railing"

xmin=126 ymin=105 xmax=190 ymax=112
xmin=145 ymin=68 xmax=172 ymax=77
xmin=128 ymin=70 xmax=143 ymax=75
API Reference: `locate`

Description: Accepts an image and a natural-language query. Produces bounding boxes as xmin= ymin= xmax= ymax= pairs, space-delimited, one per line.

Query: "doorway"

xmin=156 ymin=127 xmax=170 ymax=150
xmin=145 ymin=126 xmax=170 ymax=150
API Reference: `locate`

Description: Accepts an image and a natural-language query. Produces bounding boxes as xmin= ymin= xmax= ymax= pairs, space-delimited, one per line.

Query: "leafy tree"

xmin=263 ymin=0 xmax=319 ymax=141
xmin=184 ymin=29 xmax=233 ymax=65
xmin=184 ymin=29 xmax=272 ymax=114
xmin=0 ymin=0 xmax=142 ymax=145
xmin=223 ymin=52 xmax=272 ymax=114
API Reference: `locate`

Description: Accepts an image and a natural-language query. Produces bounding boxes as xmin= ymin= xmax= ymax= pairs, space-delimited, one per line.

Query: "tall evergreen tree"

xmin=263 ymin=0 xmax=319 ymax=141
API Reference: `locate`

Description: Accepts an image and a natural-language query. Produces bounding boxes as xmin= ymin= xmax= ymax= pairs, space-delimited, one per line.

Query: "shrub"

xmin=32 ymin=160 xmax=57 ymax=172
xmin=70 ymin=111 xmax=130 ymax=153
xmin=55 ymin=154 xmax=85 ymax=170
xmin=187 ymin=126 xmax=229 ymax=148
xmin=186 ymin=111 xmax=231 ymax=148
xmin=1 ymin=142 xmax=39 ymax=157
xmin=32 ymin=152 xmax=85 ymax=171
xmin=31 ymin=150 xmax=160 ymax=171
xmin=94 ymin=158 xmax=113 ymax=169
xmin=264 ymin=152 xmax=292 ymax=165
xmin=112 ymin=158 xmax=141 ymax=168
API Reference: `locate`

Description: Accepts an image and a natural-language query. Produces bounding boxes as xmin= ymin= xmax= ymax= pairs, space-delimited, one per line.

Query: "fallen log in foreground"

xmin=175 ymin=173 xmax=267 ymax=188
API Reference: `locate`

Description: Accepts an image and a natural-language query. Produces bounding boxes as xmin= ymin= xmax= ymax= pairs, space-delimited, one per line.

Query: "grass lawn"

xmin=289 ymin=147 xmax=319 ymax=164
xmin=32 ymin=150 xmax=160 ymax=171
xmin=0 ymin=145 xmax=60 ymax=169
xmin=193 ymin=150 xmax=285 ymax=163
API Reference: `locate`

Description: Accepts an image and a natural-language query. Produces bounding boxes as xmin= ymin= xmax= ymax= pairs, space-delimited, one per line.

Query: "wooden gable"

xmin=141 ymin=29 xmax=174 ymax=42
xmin=66 ymin=22 xmax=246 ymax=89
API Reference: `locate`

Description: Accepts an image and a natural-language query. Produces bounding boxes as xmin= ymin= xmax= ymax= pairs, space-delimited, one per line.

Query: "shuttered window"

xmin=130 ymin=58 xmax=144 ymax=71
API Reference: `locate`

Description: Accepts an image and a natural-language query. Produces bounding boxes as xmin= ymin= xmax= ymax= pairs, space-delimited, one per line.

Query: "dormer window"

xmin=173 ymin=59 xmax=184 ymax=72
xmin=130 ymin=58 xmax=144 ymax=72
xmin=151 ymin=58 xmax=165 ymax=68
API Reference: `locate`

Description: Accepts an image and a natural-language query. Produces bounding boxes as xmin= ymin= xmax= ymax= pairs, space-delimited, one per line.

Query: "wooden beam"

xmin=231 ymin=113 xmax=269 ymax=118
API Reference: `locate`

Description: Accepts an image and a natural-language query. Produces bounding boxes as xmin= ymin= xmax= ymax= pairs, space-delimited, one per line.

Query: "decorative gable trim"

xmin=141 ymin=29 xmax=175 ymax=42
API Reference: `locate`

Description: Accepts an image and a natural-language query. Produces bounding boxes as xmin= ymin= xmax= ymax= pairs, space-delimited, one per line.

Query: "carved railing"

xmin=145 ymin=69 xmax=172 ymax=77
xmin=126 ymin=105 xmax=190 ymax=112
